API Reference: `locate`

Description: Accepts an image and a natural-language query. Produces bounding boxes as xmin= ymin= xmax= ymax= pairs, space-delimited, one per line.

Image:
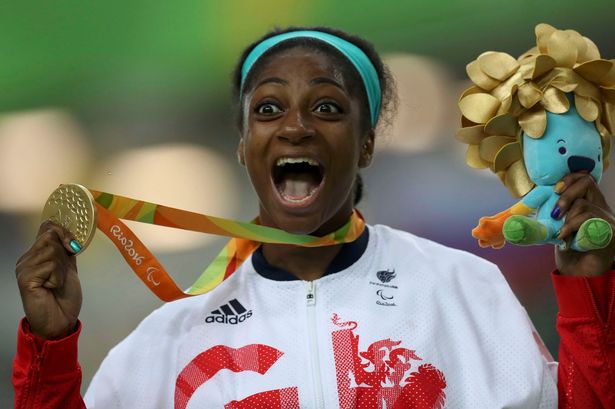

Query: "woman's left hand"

xmin=554 ymin=173 xmax=615 ymax=276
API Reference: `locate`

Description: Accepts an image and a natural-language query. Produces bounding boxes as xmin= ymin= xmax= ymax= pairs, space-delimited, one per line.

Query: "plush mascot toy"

xmin=458 ymin=24 xmax=615 ymax=250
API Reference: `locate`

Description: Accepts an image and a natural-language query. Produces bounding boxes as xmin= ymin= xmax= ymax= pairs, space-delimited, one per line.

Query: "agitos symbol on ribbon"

xmin=41 ymin=184 xmax=365 ymax=302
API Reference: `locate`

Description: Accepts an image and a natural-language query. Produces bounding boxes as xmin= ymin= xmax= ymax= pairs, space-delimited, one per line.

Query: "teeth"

xmin=275 ymin=157 xmax=319 ymax=167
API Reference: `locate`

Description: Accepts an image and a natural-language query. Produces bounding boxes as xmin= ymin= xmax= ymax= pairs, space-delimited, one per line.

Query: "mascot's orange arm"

xmin=472 ymin=202 xmax=533 ymax=249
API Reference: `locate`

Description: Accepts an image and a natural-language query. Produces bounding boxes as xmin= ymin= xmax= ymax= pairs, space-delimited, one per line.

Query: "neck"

xmin=261 ymin=243 xmax=343 ymax=281
xmin=260 ymin=205 xmax=354 ymax=281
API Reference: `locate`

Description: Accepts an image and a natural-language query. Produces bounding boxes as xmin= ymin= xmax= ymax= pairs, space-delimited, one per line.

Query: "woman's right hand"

xmin=15 ymin=220 xmax=83 ymax=340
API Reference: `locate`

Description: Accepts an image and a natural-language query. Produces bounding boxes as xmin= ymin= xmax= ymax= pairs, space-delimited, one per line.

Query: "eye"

xmin=255 ymin=103 xmax=282 ymax=115
xmin=598 ymin=154 xmax=601 ymax=162
xmin=558 ymin=147 xmax=567 ymax=155
xmin=314 ymin=102 xmax=342 ymax=114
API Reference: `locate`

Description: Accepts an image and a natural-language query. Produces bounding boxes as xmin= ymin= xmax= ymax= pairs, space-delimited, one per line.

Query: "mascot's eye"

xmin=598 ymin=154 xmax=601 ymax=162
xmin=558 ymin=147 xmax=567 ymax=155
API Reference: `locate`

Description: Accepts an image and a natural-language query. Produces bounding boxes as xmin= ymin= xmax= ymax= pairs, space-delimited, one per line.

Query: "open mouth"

xmin=272 ymin=157 xmax=324 ymax=205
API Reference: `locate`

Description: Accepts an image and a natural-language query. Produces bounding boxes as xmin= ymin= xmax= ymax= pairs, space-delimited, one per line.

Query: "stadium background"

xmin=1 ymin=0 xmax=614 ymax=403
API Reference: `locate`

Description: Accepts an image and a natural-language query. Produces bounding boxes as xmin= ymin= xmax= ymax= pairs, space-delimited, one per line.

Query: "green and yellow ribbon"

xmin=91 ymin=190 xmax=365 ymax=301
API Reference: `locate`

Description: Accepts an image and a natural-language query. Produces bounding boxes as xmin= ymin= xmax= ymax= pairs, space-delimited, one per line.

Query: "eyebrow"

xmin=252 ymin=76 xmax=346 ymax=93
xmin=254 ymin=77 xmax=288 ymax=89
xmin=309 ymin=77 xmax=345 ymax=90
xmin=557 ymin=139 xmax=566 ymax=143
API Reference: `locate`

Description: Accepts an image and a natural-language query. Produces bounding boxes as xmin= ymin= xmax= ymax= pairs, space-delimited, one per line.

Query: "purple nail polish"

xmin=551 ymin=205 xmax=561 ymax=219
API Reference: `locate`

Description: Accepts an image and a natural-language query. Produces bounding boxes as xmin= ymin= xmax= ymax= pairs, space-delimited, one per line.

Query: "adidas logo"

xmin=205 ymin=299 xmax=253 ymax=325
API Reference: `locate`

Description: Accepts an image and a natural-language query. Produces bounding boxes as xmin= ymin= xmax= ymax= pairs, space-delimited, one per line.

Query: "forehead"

xmin=249 ymin=47 xmax=348 ymax=88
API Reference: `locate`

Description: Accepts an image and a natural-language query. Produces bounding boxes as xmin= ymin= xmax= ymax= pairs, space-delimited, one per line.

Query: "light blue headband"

xmin=240 ymin=30 xmax=382 ymax=126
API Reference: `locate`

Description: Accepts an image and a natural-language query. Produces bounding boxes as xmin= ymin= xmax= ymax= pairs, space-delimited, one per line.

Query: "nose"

xmin=568 ymin=156 xmax=595 ymax=173
xmin=277 ymin=109 xmax=315 ymax=144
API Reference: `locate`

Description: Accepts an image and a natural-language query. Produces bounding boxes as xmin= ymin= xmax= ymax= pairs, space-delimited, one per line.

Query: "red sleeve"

xmin=552 ymin=266 xmax=615 ymax=409
xmin=12 ymin=318 xmax=86 ymax=409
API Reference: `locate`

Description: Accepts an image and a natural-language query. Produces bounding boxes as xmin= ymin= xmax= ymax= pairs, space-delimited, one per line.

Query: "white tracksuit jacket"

xmin=84 ymin=224 xmax=557 ymax=408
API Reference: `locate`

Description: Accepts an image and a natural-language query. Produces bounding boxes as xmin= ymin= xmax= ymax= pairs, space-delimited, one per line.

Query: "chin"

xmin=261 ymin=204 xmax=328 ymax=235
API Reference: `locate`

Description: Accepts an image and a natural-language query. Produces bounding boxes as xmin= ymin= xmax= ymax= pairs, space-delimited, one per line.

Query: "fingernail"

xmin=69 ymin=240 xmax=82 ymax=254
xmin=554 ymin=181 xmax=565 ymax=194
xmin=551 ymin=205 xmax=561 ymax=219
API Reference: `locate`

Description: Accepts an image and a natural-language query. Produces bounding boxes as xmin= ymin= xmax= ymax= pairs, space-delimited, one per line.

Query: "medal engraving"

xmin=41 ymin=184 xmax=97 ymax=251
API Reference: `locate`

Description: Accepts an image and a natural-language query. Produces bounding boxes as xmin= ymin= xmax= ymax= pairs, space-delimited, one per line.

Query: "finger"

xmin=17 ymin=260 xmax=66 ymax=291
xmin=560 ymin=173 xmax=605 ymax=205
xmin=41 ymin=259 xmax=68 ymax=289
xmin=28 ymin=227 xmax=67 ymax=255
xmin=17 ymin=228 xmax=74 ymax=277
xmin=558 ymin=211 xmax=595 ymax=240
xmin=22 ymin=229 xmax=63 ymax=261
xmin=42 ymin=261 xmax=67 ymax=289
xmin=555 ymin=172 xmax=594 ymax=195
xmin=552 ymin=174 xmax=607 ymax=219
xmin=16 ymin=241 xmax=63 ymax=270
xmin=36 ymin=221 xmax=81 ymax=255
xmin=14 ymin=226 xmax=55 ymax=265
xmin=565 ymin=198 xmax=593 ymax=221
xmin=37 ymin=219 xmax=58 ymax=236
xmin=557 ymin=198 xmax=606 ymax=240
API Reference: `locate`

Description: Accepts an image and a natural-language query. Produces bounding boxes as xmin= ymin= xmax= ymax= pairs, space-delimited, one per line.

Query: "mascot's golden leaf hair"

xmin=457 ymin=23 xmax=615 ymax=197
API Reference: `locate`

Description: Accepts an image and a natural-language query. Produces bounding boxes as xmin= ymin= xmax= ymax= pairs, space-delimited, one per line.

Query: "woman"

xmin=13 ymin=26 xmax=615 ymax=408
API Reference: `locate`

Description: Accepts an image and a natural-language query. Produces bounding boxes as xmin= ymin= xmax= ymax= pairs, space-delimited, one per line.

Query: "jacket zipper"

xmin=306 ymin=281 xmax=325 ymax=409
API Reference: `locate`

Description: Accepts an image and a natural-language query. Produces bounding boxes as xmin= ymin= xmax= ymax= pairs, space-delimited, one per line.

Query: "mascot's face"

xmin=523 ymin=101 xmax=603 ymax=186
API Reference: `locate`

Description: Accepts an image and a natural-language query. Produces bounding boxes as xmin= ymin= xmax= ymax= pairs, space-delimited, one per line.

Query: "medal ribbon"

xmin=89 ymin=190 xmax=365 ymax=302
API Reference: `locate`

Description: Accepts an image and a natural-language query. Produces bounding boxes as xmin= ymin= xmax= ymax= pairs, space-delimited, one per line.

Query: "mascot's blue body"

xmin=458 ymin=24 xmax=614 ymax=251
xmin=504 ymin=96 xmax=611 ymax=251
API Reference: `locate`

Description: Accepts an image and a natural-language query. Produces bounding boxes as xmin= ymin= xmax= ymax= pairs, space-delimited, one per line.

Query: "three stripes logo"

xmin=205 ymin=299 xmax=253 ymax=325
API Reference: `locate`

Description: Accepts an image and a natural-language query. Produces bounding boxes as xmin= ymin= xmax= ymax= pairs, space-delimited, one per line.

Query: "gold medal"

xmin=41 ymin=184 xmax=97 ymax=251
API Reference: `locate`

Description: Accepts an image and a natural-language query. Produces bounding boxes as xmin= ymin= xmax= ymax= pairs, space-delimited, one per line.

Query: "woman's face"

xmin=238 ymin=47 xmax=374 ymax=235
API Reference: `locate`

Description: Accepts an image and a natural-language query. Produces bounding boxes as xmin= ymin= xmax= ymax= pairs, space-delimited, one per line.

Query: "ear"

xmin=358 ymin=130 xmax=375 ymax=168
xmin=237 ymin=137 xmax=245 ymax=166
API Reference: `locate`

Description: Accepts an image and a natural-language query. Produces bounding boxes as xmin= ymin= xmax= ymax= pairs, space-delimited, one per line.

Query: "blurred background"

xmin=1 ymin=0 xmax=614 ymax=404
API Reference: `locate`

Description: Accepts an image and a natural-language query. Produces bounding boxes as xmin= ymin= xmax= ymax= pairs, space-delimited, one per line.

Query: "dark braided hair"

xmin=231 ymin=26 xmax=397 ymax=204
